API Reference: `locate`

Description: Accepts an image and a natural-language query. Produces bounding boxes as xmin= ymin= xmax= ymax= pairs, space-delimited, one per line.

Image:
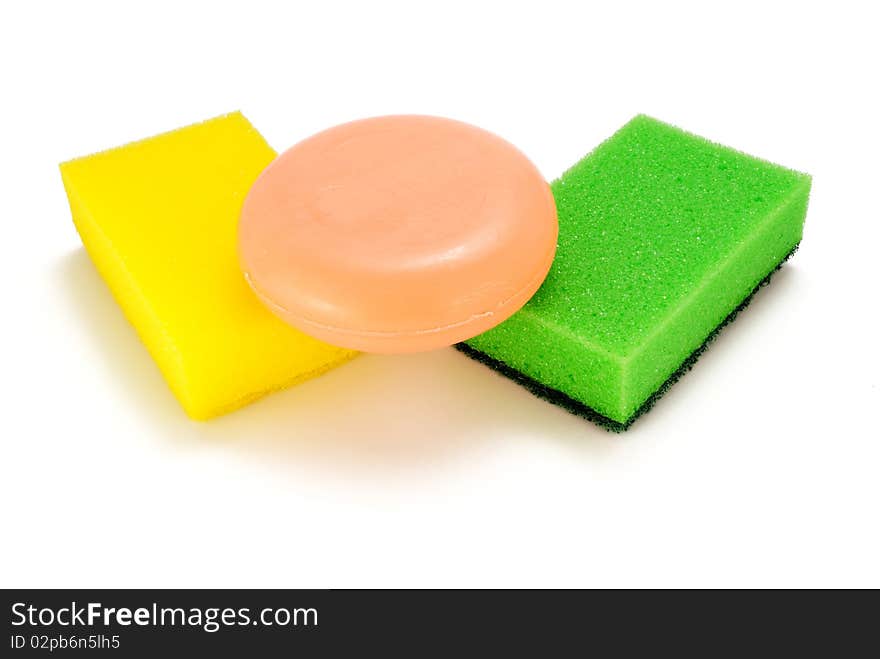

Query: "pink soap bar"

xmin=238 ymin=115 xmax=558 ymax=353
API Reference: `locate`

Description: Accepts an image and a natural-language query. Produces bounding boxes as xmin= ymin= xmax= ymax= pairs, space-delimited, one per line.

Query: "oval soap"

xmin=238 ymin=115 xmax=557 ymax=353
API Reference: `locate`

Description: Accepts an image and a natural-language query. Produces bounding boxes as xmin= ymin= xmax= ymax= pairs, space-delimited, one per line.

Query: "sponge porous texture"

xmin=60 ymin=112 xmax=357 ymax=419
xmin=462 ymin=115 xmax=811 ymax=428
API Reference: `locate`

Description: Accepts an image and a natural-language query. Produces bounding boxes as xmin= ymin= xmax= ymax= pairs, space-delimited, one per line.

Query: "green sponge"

xmin=458 ymin=115 xmax=811 ymax=430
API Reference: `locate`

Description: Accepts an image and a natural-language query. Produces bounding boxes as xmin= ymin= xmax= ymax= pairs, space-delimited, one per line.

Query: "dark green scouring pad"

xmin=458 ymin=115 xmax=811 ymax=431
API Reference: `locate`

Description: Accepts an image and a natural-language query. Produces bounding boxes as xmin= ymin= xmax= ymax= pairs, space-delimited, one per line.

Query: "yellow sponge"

xmin=60 ymin=112 xmax=357 ymax=419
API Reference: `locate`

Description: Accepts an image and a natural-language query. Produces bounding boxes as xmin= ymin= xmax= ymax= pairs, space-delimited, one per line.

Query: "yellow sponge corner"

xmin=60 ymin=112 xmax=357 ymax=419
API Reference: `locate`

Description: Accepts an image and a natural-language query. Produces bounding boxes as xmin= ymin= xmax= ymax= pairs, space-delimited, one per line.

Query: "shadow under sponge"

xmin=459 ymin=115 xmax=811 ymax=430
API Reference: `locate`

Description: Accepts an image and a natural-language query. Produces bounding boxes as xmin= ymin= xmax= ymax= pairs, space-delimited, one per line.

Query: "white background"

xmin=2 ymin=1 xmax=878 ymax=588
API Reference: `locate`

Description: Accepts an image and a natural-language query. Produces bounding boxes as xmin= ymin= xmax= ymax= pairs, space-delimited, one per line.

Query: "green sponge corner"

xmin=459 ymin=115 xmax=811 ymax=430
